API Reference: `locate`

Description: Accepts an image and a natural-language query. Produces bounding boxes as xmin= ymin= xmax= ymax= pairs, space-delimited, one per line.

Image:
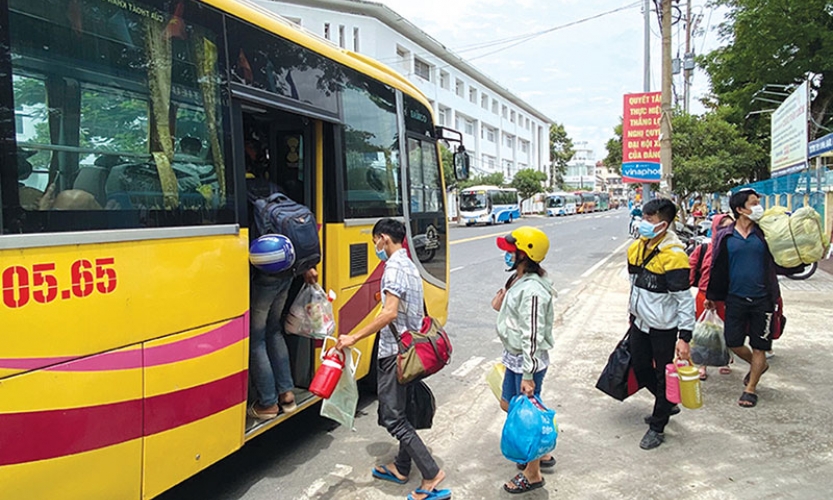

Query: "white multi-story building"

xmin=564 ymin=142 xmax=597 ymax=191
xmin=252 ymin=0 xmax=553 ymax=183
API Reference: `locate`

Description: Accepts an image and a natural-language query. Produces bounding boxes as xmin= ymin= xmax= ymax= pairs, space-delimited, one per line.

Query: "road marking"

xmin=298 ymin=479 xmax=326 ymax=500
xmin=450 ymin=266 xmax=465 ymax=273
xmin=580 ymin=240 xmax=631 ymax=278
xmin=450 ymin=230 xmax=507 ymax=246
xmin=452 ymin=356 xmax=486 ymax=377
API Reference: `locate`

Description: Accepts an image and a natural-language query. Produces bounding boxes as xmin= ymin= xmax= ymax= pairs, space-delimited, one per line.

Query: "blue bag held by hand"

xmin=500 ymin=395 xmax=557 ymax=464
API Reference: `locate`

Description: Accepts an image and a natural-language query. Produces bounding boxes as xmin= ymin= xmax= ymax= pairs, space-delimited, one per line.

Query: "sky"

xmin=376 ymin=0 xmax=727 ymax=160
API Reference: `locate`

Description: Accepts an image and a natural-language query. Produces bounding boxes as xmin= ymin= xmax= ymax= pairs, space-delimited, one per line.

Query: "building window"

xmin=438 ymin=108 xmax=447 ymax=126
xmin=502 ymin=105 xmax=508 ymax=118
xmin=455 ymin=115 xmax=462 ymax=130
xmin=338 ymin=25 xmax=345 ymax=48
xmin=285 ymin=17 xmax=301 ymax=25
xmin=455 ymin=79 xmax=464 ymax=98
xmin=520 ymin=141 xmax=529 ymax=153
xmin=510 ymin=110 xmax=516 ymax=123
xmin=492 ymin=99 xmax=498 ymax=114
xmin=440 ymin=71 xmax=449 ymax=90
xmin=481 ymin=94 xmax=488 ymax=109
xmin=464 ymin=119 xmax=474 ymax=135
xmin=469 ymin=87 xmax=477 ymax=104
xmin=353 ymin=27 xmax=360 ymax=52
xmin=526 ymin=117 xmax=531 ymax=129
xmin=414 ymin=58 xmax=432 ymax=81
xmin=487 ymin=127 xmax=496 ymax=143
xmin=396 ymin=46 xmax=410 ymax=73
xmin=324 ymin=23 xmax=331 ymax=40
xmin=505 ymin=134 xmax=514 ymax=149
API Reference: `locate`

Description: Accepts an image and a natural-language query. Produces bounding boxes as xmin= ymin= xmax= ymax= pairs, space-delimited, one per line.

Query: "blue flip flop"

xmin=372 ymin=465 xmax=408 ymax=485
xmin=407 ymin=488 xmax=452 ymax=500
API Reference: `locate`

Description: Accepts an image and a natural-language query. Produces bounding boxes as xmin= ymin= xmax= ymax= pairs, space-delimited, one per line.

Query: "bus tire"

xmin=505 ymin=215 xmax=512 ymax=224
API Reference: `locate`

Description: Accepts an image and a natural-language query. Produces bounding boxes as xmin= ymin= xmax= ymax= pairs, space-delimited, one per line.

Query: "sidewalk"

xmin=542 ymin=254 xmax=833 ymax=499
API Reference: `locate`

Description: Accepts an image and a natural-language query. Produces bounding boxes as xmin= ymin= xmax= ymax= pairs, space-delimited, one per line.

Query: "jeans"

xmin=250 ymin=272 xmax=295 ymax=407
xmin=628 ymin=323 xmax=677 ymax=433
xmin=377 ymin=355 xmax=440 ymax=480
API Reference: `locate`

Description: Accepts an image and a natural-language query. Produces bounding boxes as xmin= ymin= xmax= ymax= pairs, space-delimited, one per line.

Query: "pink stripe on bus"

xmin=0 ymin=315 xmax=248 ymax=373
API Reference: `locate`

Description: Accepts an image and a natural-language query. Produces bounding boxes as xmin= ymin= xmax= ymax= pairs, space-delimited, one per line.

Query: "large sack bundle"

xmin=759 ymin=206 xmax=830 ymax=267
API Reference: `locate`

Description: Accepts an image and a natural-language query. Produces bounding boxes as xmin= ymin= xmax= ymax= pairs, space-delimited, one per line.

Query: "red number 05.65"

xmin=2 ymin=258 xmax=117 ymax=309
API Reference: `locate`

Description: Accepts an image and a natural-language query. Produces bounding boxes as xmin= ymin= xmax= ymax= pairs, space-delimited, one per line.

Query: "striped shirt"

xmin=379 ymin=249 xmax=424 ymax=358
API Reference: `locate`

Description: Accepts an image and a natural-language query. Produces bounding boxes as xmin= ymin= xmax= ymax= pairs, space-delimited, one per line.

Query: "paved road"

xmin=159 ymin=209 xmax=631 ymax=500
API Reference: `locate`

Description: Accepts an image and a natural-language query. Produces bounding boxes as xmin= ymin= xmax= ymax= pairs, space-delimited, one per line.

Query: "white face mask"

xmin=747 ymin=205 xmax=764 ymax=222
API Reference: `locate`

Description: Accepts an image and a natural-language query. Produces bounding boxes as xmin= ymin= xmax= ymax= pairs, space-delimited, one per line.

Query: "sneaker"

xmin=639 ymin=429 xmax=665 ymax=450
xmin=643 ymin=405 xmax=680 ymax=424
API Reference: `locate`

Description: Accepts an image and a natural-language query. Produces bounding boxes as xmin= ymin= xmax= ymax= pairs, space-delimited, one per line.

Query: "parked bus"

xmin=0 ymin=1 xmax=461 ymax=498
xmin=575 ymin=191 xmax=597 ymax=213
xmin=596 ymin=192 xmax=611 ymax=211
xmin=545 ymin=192 xmax=579 ymax=216
xmin=458 ymin=186 xmax=520 ymax=225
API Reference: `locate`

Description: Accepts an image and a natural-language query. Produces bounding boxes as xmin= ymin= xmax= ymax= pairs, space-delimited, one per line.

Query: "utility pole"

xmin=660 ymin=0 xmax=673 ymax=198
xmin=642 ymin=0 xmax=652 ymax=202
xmin=683 ymin=0 xmax=692 ymax=113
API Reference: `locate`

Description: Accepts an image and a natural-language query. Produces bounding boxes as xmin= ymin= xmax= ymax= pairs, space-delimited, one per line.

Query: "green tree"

xmin=549 ymin=122 xmax=574 ymax=189
xmin=460 ymin=171 xmax=505 ymax=189
xmin=440 ymin=144 xmax=456 ymax=190
xmin=701 ymin=0 xmax=833 ymax=144
xmin=511 ymin=168 xmax=547 ymax=206
xmin=603 ymin=121 xmax=623 ymax=174
xmin=671 ymin=109 xmax=766 ymax=199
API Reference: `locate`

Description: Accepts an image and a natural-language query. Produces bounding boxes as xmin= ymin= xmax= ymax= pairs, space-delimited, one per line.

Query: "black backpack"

xmin=250 ymin=192 xmax=321 ymax=275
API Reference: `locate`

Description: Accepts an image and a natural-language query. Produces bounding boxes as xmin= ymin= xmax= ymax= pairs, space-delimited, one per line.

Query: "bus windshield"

xmin=547 ymin=197 xmax=563 ymax=208
xmin=460 ymin=192 xmax=488 ymax=210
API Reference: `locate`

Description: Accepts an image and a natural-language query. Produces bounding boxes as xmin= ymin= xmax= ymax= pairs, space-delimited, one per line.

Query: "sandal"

xmin=504 ymin=473 xmax=545 ymax=494
xmin=719 ymin=366 xmax=732 ymax=375
xmin=738 ymin=391 xmax=758 ymax=408
xmin=516 ymin=456 xmax=556 ymax=470
xmin=743 ymin=364 xmax=769 ymax=386
xmin=372 ymin=465 xmax=408 ymax=485
xmin=247 ymin=403 xmax=279 ymax=420
xmin=407 ymin=488 xmax=452 ymax=500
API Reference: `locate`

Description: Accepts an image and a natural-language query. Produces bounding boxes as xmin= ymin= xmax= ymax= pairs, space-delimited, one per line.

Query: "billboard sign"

xmin=771 ymin=81 xmax=808 ymax=177
xmin=621 ymin=92 xmax=662 ymax=183
xmin=808 ymin=131 xmax=833 ymax=158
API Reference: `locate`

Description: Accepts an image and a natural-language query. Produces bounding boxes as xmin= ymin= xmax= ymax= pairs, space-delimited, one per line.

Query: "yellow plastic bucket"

xmin=677 ymin=365 xmax=703 ymax=409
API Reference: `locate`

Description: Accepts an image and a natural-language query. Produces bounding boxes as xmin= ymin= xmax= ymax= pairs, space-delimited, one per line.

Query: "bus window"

xmin=3 ymin=0 xmax=236 ymax=234
xmin=341 ymin=79 xmax=401 ymax=219
xmin=460 ymin=191 xmax=487 ymax=211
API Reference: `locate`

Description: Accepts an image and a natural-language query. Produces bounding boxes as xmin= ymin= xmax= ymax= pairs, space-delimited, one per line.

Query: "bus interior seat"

xmin=73 ymin=166 xmax=109 ymax=207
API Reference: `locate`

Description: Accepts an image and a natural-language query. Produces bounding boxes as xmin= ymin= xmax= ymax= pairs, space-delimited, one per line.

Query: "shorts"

xmin=501 ymin=368 xmax=547 ymax=403
xmin=724 ymin=295 xmax=774 ymax=351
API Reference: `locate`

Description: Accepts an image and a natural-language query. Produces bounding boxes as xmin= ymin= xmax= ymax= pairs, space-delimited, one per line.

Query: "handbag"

xmin=406 ymin=380 xmax=436 ymax=430
xmin=389 ymin=317 xmax=453 ymax=385
xmin=595 ymin=329 xmax=641 ymax=401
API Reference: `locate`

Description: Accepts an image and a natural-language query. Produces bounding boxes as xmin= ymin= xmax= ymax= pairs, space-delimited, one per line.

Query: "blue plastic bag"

xmin=500 ymin=395 xmax=557 ymax=464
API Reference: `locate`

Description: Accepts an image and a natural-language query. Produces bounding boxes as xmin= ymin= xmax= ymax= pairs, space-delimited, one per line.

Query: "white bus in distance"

xmin=458 ymin=185 xmax=520 ymax=226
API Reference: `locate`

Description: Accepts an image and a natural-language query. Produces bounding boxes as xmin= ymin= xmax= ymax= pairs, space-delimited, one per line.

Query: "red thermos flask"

xmin=309 ymin=348 xmax=345 ymax=399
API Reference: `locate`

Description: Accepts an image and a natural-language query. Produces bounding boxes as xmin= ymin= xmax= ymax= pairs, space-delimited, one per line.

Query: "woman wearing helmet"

xmin=495 ymin=226 xmax=556 ymax=494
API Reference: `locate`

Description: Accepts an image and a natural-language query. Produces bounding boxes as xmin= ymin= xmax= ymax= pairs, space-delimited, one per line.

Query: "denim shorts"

xmin=501 ymin=368 xmax=547 ymax=403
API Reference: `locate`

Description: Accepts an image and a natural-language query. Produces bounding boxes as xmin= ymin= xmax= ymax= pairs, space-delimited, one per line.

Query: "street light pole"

xmin=684 ymin=0 xmax=692 ymax=113
xmin=660 ymin=0 xmax=673 ymax=198
xmin=642 ymin=0 xmax=652 ymax=202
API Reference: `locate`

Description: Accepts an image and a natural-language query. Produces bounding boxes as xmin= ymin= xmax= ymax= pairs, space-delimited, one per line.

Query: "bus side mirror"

xmin=453 ymin=147 xmax=470 ymax=181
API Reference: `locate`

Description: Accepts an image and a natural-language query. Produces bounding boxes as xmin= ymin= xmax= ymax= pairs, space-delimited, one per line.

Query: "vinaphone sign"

xmin=621 ymin=92 xmax=661 ymax=183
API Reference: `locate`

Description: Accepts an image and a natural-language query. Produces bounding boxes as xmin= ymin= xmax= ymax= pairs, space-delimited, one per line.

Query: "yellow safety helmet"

xmin=496 ymin=226 xmax=550 ymax=263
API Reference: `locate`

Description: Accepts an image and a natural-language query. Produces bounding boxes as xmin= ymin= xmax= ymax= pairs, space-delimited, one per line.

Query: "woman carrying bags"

xmin=689 ymin=214 xmax=734 ymax=380
xmin=494 ymin=227 xmax=555 ymax=494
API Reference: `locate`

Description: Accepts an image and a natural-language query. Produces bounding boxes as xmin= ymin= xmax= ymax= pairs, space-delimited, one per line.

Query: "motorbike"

xmin=785 ymin=262 xmax=818 ymax=281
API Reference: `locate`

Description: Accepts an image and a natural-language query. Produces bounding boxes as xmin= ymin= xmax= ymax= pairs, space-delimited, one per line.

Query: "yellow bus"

xmin=0 ymin=1 xmax=462 ymax=498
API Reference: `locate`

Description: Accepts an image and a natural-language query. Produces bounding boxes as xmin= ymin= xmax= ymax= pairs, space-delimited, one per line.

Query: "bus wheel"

xmin=505 ymin=215 xmax=513 ymax=224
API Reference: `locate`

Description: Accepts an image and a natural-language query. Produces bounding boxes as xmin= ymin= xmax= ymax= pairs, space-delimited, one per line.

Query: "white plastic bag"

xmin=285 ymin=283 xmax=335 ymax=339
xmin=320 ymin=346 xmax=361 ymax=429
xmin=691 ymin=309 xmax=730 ymax=367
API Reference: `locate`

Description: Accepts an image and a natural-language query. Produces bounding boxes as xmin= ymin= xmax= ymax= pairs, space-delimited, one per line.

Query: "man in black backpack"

xmin=246 ymin=149 xmax=319 ymax=420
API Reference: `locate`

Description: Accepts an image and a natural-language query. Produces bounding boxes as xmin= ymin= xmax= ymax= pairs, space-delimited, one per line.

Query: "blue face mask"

xmin=504 ymin=251 xmax=515 ymax=269
xmin=375 ymin=240 xmax=389 ymax=262
xmin=638 ymin=220 xmax=665 ymax=239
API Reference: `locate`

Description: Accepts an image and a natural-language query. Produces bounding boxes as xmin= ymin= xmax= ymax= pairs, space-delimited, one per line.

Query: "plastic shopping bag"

xmin=320 ymin=347 xmax=360 ymax=429
xmin=285 ymin=283 xmax=335 ymax=339
xmin=691 ymin=310 xmax=730 ymax=367
xmin=500 ymin=395 xmax=557 ymax=464
xmin=486 ymin=362 xmax=507 ymax=402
